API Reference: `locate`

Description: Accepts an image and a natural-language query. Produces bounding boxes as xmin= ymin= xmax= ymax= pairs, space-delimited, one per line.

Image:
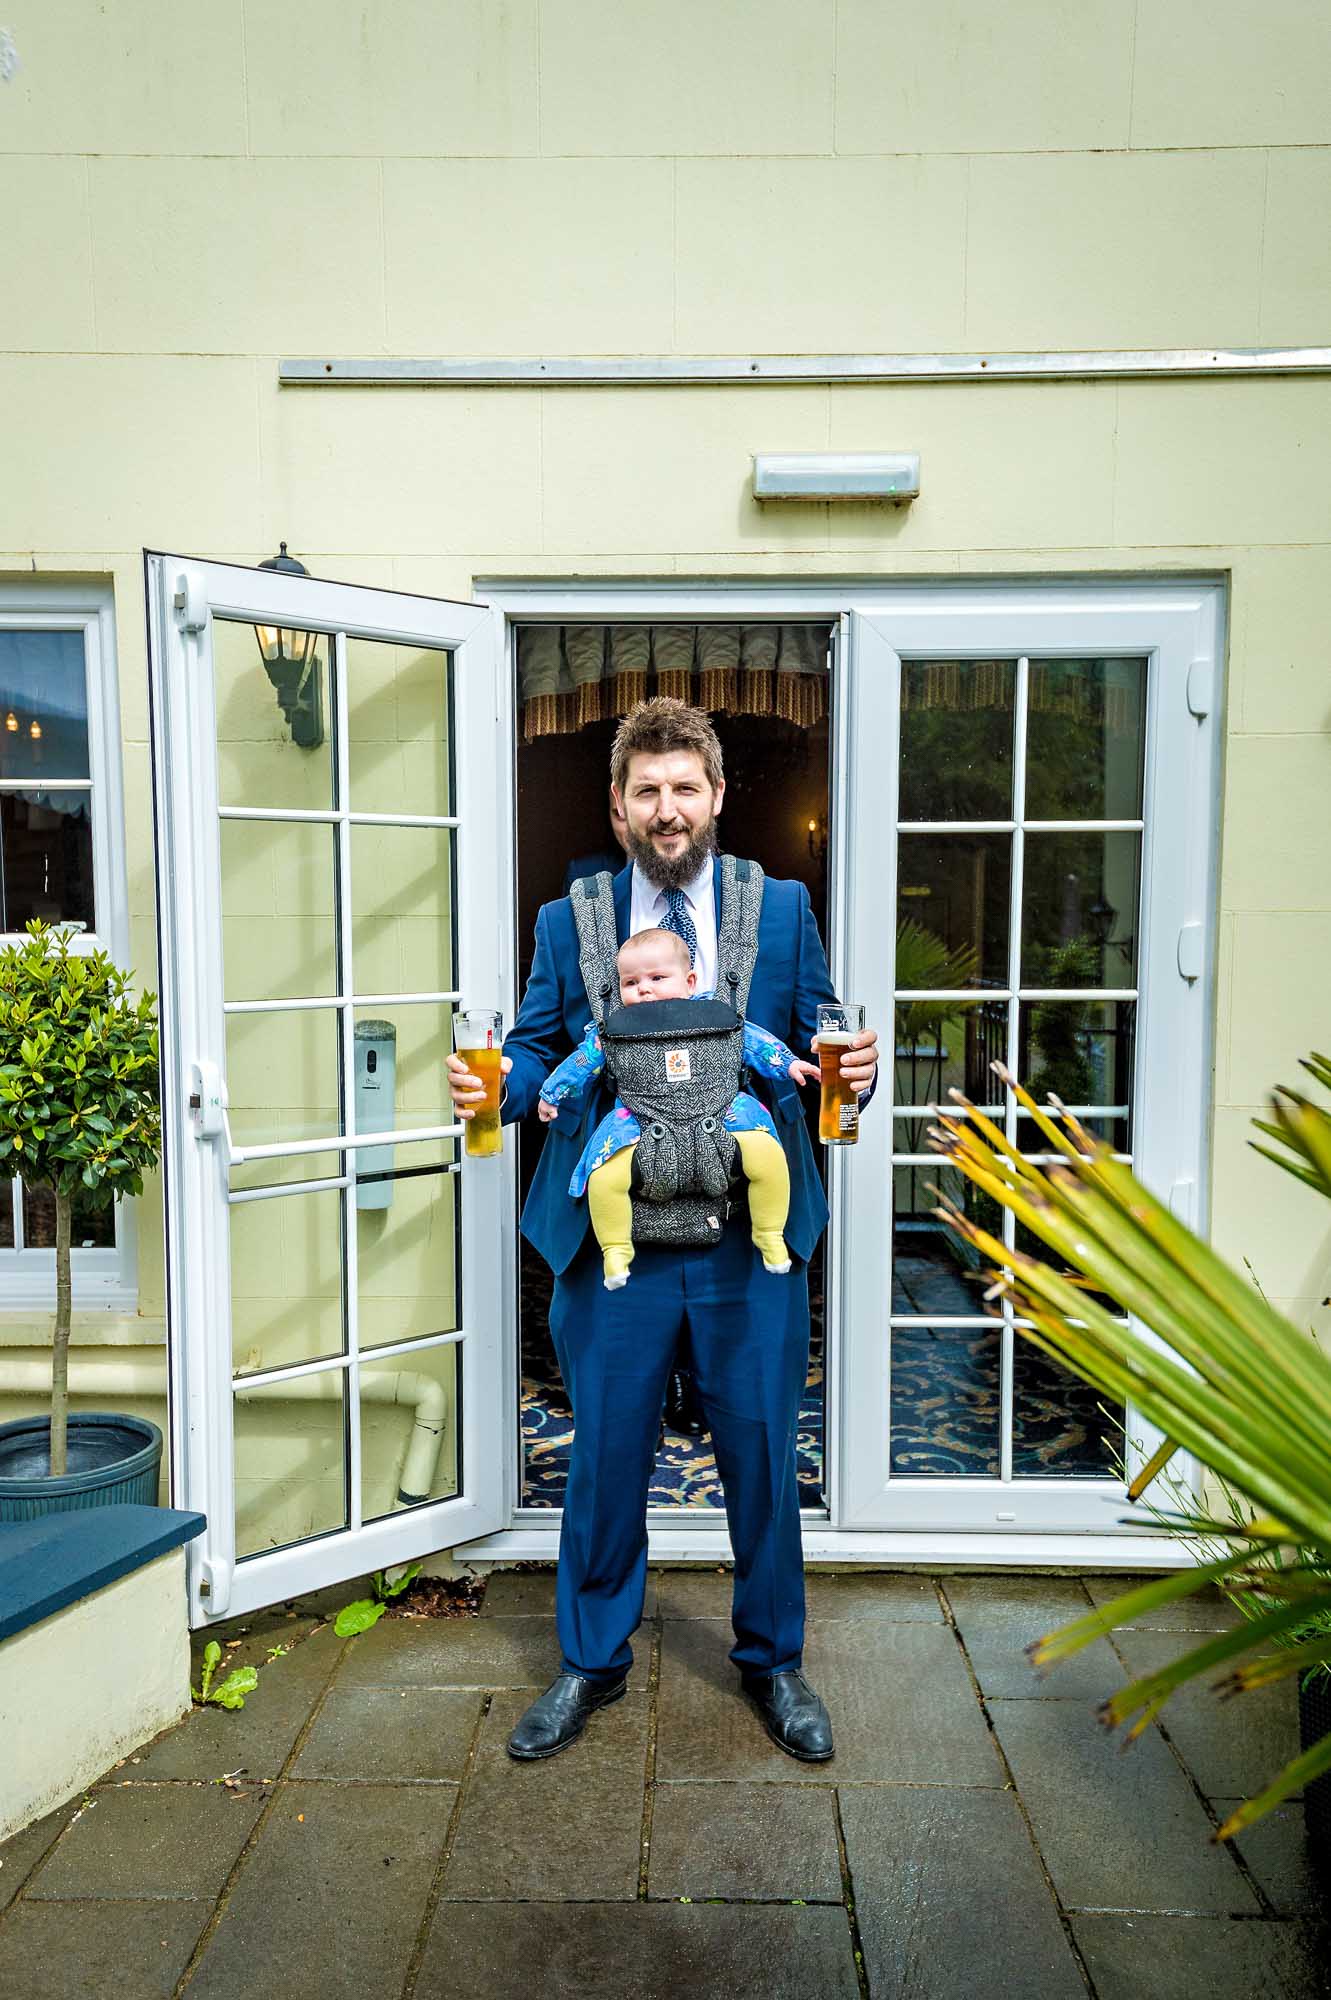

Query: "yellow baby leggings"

xmin=586 ymin=1129 xmax=793 ymax=1289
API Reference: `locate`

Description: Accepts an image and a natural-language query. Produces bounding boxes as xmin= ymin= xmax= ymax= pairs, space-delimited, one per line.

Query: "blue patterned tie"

xmin=660 ymin=888 xmax=698 ymax=968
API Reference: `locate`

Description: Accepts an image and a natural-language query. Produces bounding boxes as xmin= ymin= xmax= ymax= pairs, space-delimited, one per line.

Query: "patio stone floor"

xmin=2 ymin=1569 xmax=1328 ymax=1998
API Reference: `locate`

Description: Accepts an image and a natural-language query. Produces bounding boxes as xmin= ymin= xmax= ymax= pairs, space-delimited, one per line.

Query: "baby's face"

xmin=618 ymin=940 xmax=695 ymax=1006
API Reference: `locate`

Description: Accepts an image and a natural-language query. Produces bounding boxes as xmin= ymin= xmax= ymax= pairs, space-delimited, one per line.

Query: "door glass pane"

xmin=0 ymin=792 xmax=94 ymax=931
xmin=226 ymin=1006 xmax=341 ymax=1165
xmin=361 ymin=1342 xmax=461 ymax=1521
xmin=233 ymin=1370 xmax=347 ymax=1559
xmin=1018 ymin=999 xmax=1135 ymax=1135
xmin=231 ymin=1187 xmax=345 ymax=1376
xmin=213 ymin=613 xmax=333 ymax=812
xmin=1021 ymin=830 xmax=1141 ymax=989
xmin=0 ymin=629 xmax=90 ymax=778
xmin=222 ymin=819 xmax=337 ymax=1001
xmin=351 ymin=827 xmax=455 ymax=995
xmin=892 ymin=1165 xmax=999 ymax=1318
xmin=353 ymin=1004 xmax=456 ymax=1137
xmin=897 ymin=834 xmax=1010 ymax=986
xmin=346 ymin=639 xmax=453 ymax=817
xmin=1024 ymin=658 xmax=1146 ymax=822
xmin=898 ymin=659 xmax=1016 ymax=820
xmin=1012 ymin=1339 xmax=1121 ymax=1477
xmin=357 ymin=1162 xmax=459 ymax=1353
xmin=890 ymin=1324 xmax=1002 ymax=1476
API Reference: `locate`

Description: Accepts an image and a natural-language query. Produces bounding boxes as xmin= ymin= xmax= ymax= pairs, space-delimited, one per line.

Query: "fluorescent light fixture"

xmin=752 ymin=452 xmax=920 ymax=501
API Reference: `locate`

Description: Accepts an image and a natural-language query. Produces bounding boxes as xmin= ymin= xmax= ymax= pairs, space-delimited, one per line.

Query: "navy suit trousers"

xmin=548 ymin=1226 xmax=810 ymax=1682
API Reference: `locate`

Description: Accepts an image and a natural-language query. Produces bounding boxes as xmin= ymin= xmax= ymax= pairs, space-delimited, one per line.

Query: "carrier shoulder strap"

xmin=568 ymin=871 xmax=620 ymax=1028
xmin=715 ymin=854 xmax=765 ymax=1016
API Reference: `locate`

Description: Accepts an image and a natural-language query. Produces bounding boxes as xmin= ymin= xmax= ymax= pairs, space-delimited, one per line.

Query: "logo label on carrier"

xmin=665 ymin=1048 xmax=692 ymax=1081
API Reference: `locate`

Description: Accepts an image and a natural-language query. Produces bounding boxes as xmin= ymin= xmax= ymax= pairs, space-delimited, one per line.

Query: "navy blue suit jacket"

xmin=503 ymin=862 xmax=848 ymax=1275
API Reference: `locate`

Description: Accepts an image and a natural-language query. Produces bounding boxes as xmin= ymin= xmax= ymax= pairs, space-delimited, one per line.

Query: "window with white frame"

xmin=0 ymin=586 xmax=134 ymax=1299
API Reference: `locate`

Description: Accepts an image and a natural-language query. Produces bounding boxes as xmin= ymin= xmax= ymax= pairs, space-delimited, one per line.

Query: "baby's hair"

xmin=618 ymin=927 xmax=691 ymax=974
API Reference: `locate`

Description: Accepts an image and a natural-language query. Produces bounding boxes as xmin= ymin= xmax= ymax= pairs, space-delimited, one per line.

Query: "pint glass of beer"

xmin=816 ymin=1003 xmax=865 ymax=1146
xmin=453 ymin=1009 xmax=505 ymax=1159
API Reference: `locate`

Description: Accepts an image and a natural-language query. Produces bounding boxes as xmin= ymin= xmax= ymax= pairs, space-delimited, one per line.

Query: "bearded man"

xmin=447 ymin=697 xmax=878 ymax=1761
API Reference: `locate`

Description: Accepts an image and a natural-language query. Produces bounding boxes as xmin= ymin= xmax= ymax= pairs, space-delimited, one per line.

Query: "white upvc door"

xmin=831 ymin=584 xmax=1221 ymax=1536
xmin=146 ymin=555 xmax=510 ymax=1624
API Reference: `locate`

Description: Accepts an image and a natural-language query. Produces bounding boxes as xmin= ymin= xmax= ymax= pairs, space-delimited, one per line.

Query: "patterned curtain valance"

xmin=518 ymin=624 xmax=830 ymax=741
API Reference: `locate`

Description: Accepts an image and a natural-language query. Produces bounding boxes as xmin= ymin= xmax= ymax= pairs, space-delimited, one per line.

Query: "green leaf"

xmin=334 ymin=1598 xmax=387 ymax=1637
xmin=208 ymin=1667 xmax=259 ymax=1710
xmin=375 ymin=1561 xmax=421 ymax=1602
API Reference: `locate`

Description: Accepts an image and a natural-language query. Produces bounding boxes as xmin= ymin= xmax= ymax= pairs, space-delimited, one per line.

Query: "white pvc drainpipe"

xmin=0 ymin=1358 xmax=448 ymax=1509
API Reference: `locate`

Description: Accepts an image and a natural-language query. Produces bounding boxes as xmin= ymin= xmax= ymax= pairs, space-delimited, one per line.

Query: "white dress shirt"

xmin=628 ymin=854 xmax=718 ymax=996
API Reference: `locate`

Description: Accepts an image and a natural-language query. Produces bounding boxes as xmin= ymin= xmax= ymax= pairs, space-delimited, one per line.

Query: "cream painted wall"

xmin=1 ymin=4 xmax=1328 ymax=1492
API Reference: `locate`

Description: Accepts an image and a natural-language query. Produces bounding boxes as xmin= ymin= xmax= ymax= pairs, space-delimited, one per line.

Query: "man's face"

xmin=614 ymin=749 xmax=724 ymax=891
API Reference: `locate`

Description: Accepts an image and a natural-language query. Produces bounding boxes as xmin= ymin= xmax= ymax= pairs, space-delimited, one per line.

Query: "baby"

xmin=538 ymin=928 xmax=818 ymax=1289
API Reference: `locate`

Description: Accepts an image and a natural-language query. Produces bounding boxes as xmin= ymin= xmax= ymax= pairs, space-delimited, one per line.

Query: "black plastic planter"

xmin=1298 ymin=1669 xmax=1331 ymax=1880
xmin=0 ymin=1413 xmax=163 ymax=1523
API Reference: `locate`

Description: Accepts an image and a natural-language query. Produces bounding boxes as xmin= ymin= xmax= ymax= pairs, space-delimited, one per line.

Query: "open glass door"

xmin=146 ymin=554 xmax=509 ymax=1623
xmin=832 ymin=588 xmax=1219 ymax=1538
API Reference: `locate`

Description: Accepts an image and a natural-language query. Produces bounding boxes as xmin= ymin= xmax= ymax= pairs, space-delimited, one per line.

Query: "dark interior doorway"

xmin=512 ymin=621 xmax=834 ymax=1509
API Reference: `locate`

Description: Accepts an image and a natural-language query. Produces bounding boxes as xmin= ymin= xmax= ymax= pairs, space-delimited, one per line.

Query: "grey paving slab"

xmin=1114 ymin=1628 xmax=1300 ymax=1800
xmin=1085 ymin=1574 xmax=1241 ymax=1631
xmin=292 ymin=1684 xmax=482 ymax=1782
xmin=442 ymin=1691 xmax=648 ymax=1901
xmin=647 ymin=1782 xmax=843 ymax=1901
xmin=990 ymin=1697 xmax=1260 ymax=1914
xmin=1217 ymin=1799 xmax=1325 ymax=1915
xmin=654 ymin=1567 xmax=735 ymax=1618
xmin=335 ymin=1613 xmax=648 ymax=1689
xmin=0 ymin=1897 xmax=206 ymax=1999
xmin=657 ymin=1568 xmax=941 ymax=1623
xmin=944 ymin=1574 xmax=1123 ymax=1699
xmin=840 ymin=1784 xmax=1086 ymax=2000
xmin=129 ymin=1622 xmax=343 ymax=1782
xmin=27 ymin=1785 xmax=264 ymax=1902
xmin=482 ymin=1568 xmax=657 ymax=1618
xmin=655 ymin=1617 xmax=1002 ymax=1784
xmin=1072 ymin=1913 xmax=1331 ymax=2000
xmin=187 ymin=1783 xmax=447 ymax=2000
xmin=415 ymin=1900 xmax=861 ymax=1999
xmin=0 ymin=1804 xmax=68 ymax=1912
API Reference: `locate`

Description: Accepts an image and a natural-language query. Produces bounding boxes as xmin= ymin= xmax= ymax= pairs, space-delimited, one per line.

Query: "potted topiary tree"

xmin=0 ymin=921 xmax=163 ymax=1520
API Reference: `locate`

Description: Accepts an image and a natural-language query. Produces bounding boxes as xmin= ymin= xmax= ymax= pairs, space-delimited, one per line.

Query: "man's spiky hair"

xmin=610 ymin=697 xmax=724 ymax=796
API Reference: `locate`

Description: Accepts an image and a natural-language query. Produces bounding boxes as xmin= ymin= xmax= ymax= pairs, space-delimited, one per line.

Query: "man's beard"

xmin=625 ymin=815 xmax=719 ymax=891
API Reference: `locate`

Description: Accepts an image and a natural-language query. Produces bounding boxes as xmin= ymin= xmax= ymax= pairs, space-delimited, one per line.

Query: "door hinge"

xmin=1169 ymin=1178 xmax=1195 ymax=1225
xmin=1177 ymin=920 xmax=1204 ymax=981
xmin=1186 ymin=657 xmax=1214 ymax=719
xmin=173 ymin=569 xmax=209 ymax=635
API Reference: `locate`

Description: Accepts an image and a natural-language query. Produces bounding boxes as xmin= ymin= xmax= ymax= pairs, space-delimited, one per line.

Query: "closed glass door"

xmin=147 ymin=555 xmax=508 ymax=1622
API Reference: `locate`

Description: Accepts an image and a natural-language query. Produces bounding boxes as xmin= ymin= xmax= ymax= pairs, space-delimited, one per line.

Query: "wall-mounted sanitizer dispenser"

xmin=354 ymin=1019 xmax=397 ymax=1210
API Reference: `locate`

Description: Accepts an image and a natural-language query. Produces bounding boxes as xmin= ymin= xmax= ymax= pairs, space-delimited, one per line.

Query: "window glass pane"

xmin=351 ymin=827 xmax=455 ymax=996
xmin=898 ymin=659 xmax=1015 ymax=821
xmin=0 ymin=630 xmax=90 ymax=781
xmin=214 ymin=614 xmax=333 ymax=813
xmin=0 ymin=1182 xmax=13 ymax=1248
xmin=234 ymin=1372 xmax=347 ymax=1560
xmin=1024 ymin=659 xmax=1146 ymax=822
xmin=1021 ymin=830 xmax=1141 ymax=990
xmin=346 ymin=639 xmax=453 ymax=818
xmin=231 ymin=1187 xmax=345 ymax=1377
xmin=892 ymin=1164 xmax=1000 ymax=1318
xmin=897 ymin=834 xmax=1010 ymax=987
xmin=0 ymin=792 xmax=94 ymax=931
xmin=1017 ymin=999 xmax=1135 ymax=1137
xmin=890 ymin=1325 xmax=1002 ymax=1477
xmin=221 ymin=819 xmax=337 ymax=1002
xmin=21 ymin=1180 xmax=115 ymax=1248
xmin=361 ymin=1343 xmax=461 ymax=1520
xmin=1012 ymin=1339 xmax=1121 ymax=1478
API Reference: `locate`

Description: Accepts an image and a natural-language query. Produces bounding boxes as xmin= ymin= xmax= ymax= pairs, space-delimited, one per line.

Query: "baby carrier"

xmin=569 ymin=855 xmax=766 ymax=1248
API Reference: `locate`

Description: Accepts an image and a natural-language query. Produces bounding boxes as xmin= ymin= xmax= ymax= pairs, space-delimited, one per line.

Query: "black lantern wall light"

xmin=254 ymin=543 xmax=325 ymax=749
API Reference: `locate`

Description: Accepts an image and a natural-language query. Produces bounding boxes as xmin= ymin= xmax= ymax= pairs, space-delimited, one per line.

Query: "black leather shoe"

xmin=741 ymin=1669 xmax=834 ymax=1762
xmin=665 ymin=1365 xmax=707 ymax=1437
xmin=506 ymin=1672 xmax=628 ymax=1761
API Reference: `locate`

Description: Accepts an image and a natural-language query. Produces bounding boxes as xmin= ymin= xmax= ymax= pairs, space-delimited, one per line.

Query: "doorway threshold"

xmin=455 ymin=1522 xmax=1182 ymax=1569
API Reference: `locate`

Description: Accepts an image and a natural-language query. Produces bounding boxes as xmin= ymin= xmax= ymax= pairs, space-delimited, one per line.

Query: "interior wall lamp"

xmin=255 ymin=543 xmax=325 ymax=749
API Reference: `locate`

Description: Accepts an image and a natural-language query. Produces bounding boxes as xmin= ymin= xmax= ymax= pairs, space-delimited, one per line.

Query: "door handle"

xmin=188 ymin=1060 xmax=229 ymax=1140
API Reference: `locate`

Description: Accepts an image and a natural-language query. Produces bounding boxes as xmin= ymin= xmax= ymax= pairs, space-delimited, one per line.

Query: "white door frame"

xmin=147 ymin=555 xmax=511 ymax=1622
xmin=460 ymin=577 xmax=1224 ymax=1570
